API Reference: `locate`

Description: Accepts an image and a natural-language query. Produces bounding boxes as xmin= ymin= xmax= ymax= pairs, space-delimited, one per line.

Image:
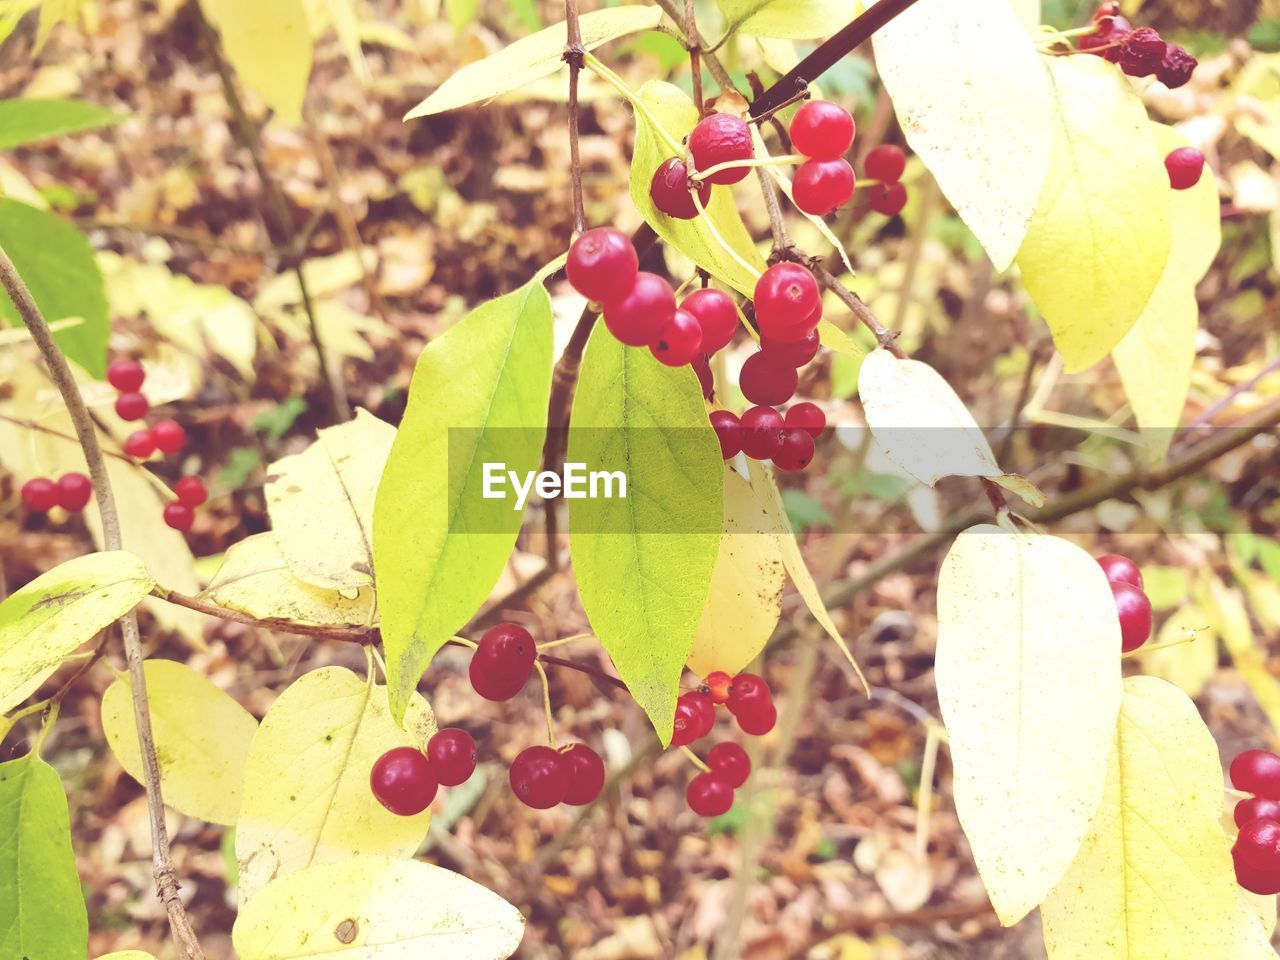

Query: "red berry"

xmin=704 ymin=671 xmax=732 ymax=705
xmin=56 ymin=473 xmax=92 ymax=512
xmin=509 ymin=745 xmax=568 ymax=809
xmin=151 ymin=418 xmax=186 ymax=455
xmin=650 ymin=309 xmax=703 ymax=367
xmin=793 ymin=159 xmax=856 ymax=217
xmin=1233 ymin=818 xmax=1280 ymax=873
xmin=123 ymin=429 xmax=157 ymax=459
xmin=568 ymin=228 xmax=639 ymax=302
xmin=163 ymin=502 xmax=194 ymax=532
xmin=727 ymin=673 xmax=771 ymax=716
xmin=173 ymin=476 xmax=208 ymax=507
xmin=739 ymin=405 xmax=786 ymax=461
xmin=688 ymin=113 xmax=754 ymax=186
xmin=1236 ymin=796 xmax=1280 ymax=829
xmin=1079 ymin=15 xmax=1130 ymax=61
xmin=1231 ymin=750 xmax=1280 ymax=800
xmin=754 ymin=263 xmax=821 ymax=342
xmin=682 ymin=288 xmax=739 ymax=355
xmin=1096 ymin=554 xmax=1143 ymax=590
xmin=672 ymin=691 xmax=715 ymax=747
xmin=1092 ymin=2 xmax=1120 ymax=22
xmin=864 ymin=144 xmax=907 ymax=183
xmin=650 ymin=157 xmax=713 ymax=220
xmin=707 ymin=741 xmax=751 ymax=788
xmin=708 ymin=409 xmax=742 ymax=460
xmin=370 ymin=746 xmax=437 ymax=816
xmin=1158 ymin=44 xmax=1197 ymax=89
xmin=1111 ymin=581 xmax=1152 ymax=653
xmin=425 ymin=727 xmax=476 ymax=787
xmin=740 ymin=350 xmax=799 ymax=407
xmin=1165 ymin=147 xmax=1205 ymax=191
xmin=789 ymin=101 xmax=855 ymax=161
xmin=561 ymin=743 xmax=606 ymax=806
xmin=115 ymin=391 xmax=149 ymax=422
xmin=773 ymin=427 xmax=815 ymax=472
xmin=106 ymin=359 xmax=145 ymax=393
xmin=687 ymin=691 xmax=716 ymax=738
xmin=762 ymin=329 xmax=819 ymax=368
xmin=469 ymin=622 xmax=537 ymax=702
xmin=686 ymin=772 xmax=734 ymax=817
xmin=20 ymin=477 xmax=58 ymax=513
xmin=870 ymin=182 xmax=908 ymax=216
xmin=735 ymin=700 xmax=777 ymax=736
xmin=1233 ymin=848 xmax=1280 ymax=896
xmin=785 ymin=401 xmax=826 ymax=438
xmin=692 ymin=353 xmax=714 ymax=399
xmin=603 ymin=272 xmax=676 ymax=348
xmin=1119 ymin=27 xmax=1166 ymax=77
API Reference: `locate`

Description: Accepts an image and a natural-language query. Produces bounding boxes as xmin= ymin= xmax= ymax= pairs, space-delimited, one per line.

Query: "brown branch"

xmin=803 ymin=257 xmax=906 ymax=357
xmin=564 ymin=0 xmax=587 ymax=238
xmin=0 ymin=247 xmax=205 ymax=959
xmin=684 ymin=0 xmax=704 ymax=115
xmin=653 ymin=0 xmax=734 ymax=93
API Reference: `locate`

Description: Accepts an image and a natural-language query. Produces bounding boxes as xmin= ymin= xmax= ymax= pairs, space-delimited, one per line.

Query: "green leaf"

xmin=717 ymin=0 xmax=861 ymax=40
xmin=0 ymin=755 xmax=88 ymax=958
xmin=567 ymin=329 xmax=723 ymax=744
xmin=0 ymin=98 xmax=123 ymax=150
xmin=1 ymin=551 xmax=155 ymax=715
xmin=629 ymin=81 xmax=766 ymax=296
xmin=0 ymin=199 xmax=109 ymax=378
xmin=405 ymin=5 xmax=663 ymax=119
xmin=199 ymin=0 xmax=313 ymax=125
xmin=374 ymin=279 xmax=554 ymax=720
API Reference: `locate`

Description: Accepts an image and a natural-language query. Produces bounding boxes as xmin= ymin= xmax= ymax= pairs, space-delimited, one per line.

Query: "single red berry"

xmin=603 ymin=272 xmax=677 ymax=348
xmin=173 ymin=476 xmax=208 ymax=507
xmin=123 ymin=429 xmax=157 ymax=459
xmin=650 ymin=157 xmax=713 ymax=220
xmin=785 ymin=402 xmax=826 ymax=438
xmin=762 ymin=329 xmax=819 ymax=368
xmin=509 ymin=745 xmax=568 ymax=809
xmin=163 ymin=502 xmax=194 ymax=532
xmin=687 ymin=691 xmax=716 ymax=738
xmin=740 ymin=350 xmax=799 ymax=407
xmin=1233 ymin=818 xmax=1280 ymax=873
xmin=1119 ymin=27 xmax=1166 ymax=77
xmin=1096 ymin=554 xmax=1144 ymax=590
xmin=151 ymin=418 xmax=186 ymax=455
xmin=370 ymin=746 xmax=438 ymax=816
xmin=692 ymin=353 xmax=714 ymax=399
xmin=793 ymin=159 xmax=856 ymax=217
xmin=863 ymin=144 xmax=907 ymax=183
xmin=1234 ymin=847 xmax=1280 ymax=896
xmin=115 ymin=391 xmax=149 ymax=422
xmin=773 ymin=427 xmax=815 ymax=472
xmin=1231 ymin=750 xmax=1280 ymax=800
xmin=735 ymin=700 xmax=777 ymax=737
xmin=20 ymin=477 xmax=58 ymax=513
xmin=682 ymin=288 xmax=739 ymax=355
xmin=568 ymin=227 xmax=639 ymax=302
xmin=790 ymin=100 xmax=855 ymax=161
xmin=1111 ymin=581 xmax=1153 ymax=653
xmin=56 ymin=473 xmax=92 ymax=512
xmin=870 ymin=182 xmax=908 ymax=216
xmin=106 ymin=359 xmax=145 ymax=393
xmin=727 ymin=673 xmax=771 ymax=716
xmin=688 ymin=113 xmax=754 ymax=186
xmin=650 ymin=309 xmax=703 ymax=367
xmin=1236 ymin=796 xmax=1280 ymax=830
xmin=709 ymin=409 xmax=742 ymax=460
xmin=672 ymin=691 xmax=715 ymax=747
xmin=1165 ymin=147 xmax=1205 ymax=191
xmin=686 ymin=772 xmax=735 ymax=817
xmin=739 ymin=406 xmax=787 ymax=461
xmin=469 ymin=622 xmax=537 ymax=702
xmin=560 ymin=743 xmax=606 ymax=806
xmin=704 ymin=671 xmax=733 ymax=705
xmin=754 ymin=263 xmax=821 ymax=342
xmin=707 ymin=741 xmax=751 ymax=788
xmin=425 ymin=728 xmax=476 ymax=787
xmin=1158 ymin=44 xmax=1198 ymax=89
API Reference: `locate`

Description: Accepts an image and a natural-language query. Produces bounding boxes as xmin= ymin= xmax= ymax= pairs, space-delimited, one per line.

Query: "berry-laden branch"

xmin=0 ymin=245 xmax=206 ymax=960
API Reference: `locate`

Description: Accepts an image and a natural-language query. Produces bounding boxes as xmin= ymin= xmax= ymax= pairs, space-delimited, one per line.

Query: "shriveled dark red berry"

xmin=1119 ymin=27 xmax=1166 ymax=77
xmin=470 ymin=622 xmax=537 ymax=702
xmin=650 ymin=157 xmax=713 ymax=220
xmin=790 ymin=101 xmax=855 ymax=161
xmin=106 ymin=359 xmax=145 ymax=393
xmin=568 ymin=228 xmax=639 ymax=302
xmin=123 ymin=429 xmax=157 ymax=459
xmin=1097 ymin=554 xmax=1143 ymax=590
xmin=739 ymin=406 xmax=786 ymax=461
xmin=707 ymin=741 xmax=751 ymax=788
xmin=739 ymin=350 xmax=798 ymax=407
xmin=1112 ymin=581 xmax=1152 ymax=653
xmin=603 ymin=272 xmax=677 ymax=348
xmin=793 ymin=159 xmax=856 ymax=217
xmin=115 ymin=391 xmax=149 ymax=422
xmin=692 ymin=353 xmax=714 ymax=399
xmin=1079 ymin=14 xmax=1131 ymax=61
xmin=704 ymin=670 xmax=732 ymax=705
xmin=1232 ymin=750 xmax=1280 ymax=800
xmin=173 ymin=476 xmax=208 ymax=507
xmin=1233 ymin=818 xmax=1280 ymax=873
xmin=21 ymin=477 xmax=58 ymax=513
xmin=686 ymin=772 xmax=734 ymax=817
xmin=688 ymin=113 xmax=754 ymax=186
xmin=509 ymin=745 xmax=568 ymax=809
xmin=151 ymin=418 xmax=186 ymax=455
xmin=650 ymin=309 xmax=703 ymax=367
xmin=773 ymin=427 xmax=815 ymax=472
xmin=682 ymin=288 xmax=739 ymax=354
xmin=864 ymin=144 xmax=907 ymax=183
xmin=426 ymin=728 xmax=477 ymax=786
xmin=1158 ymin=44 xmax=1197 ymax=89
xmin=163 ymin=502 xmax=194 ymax=532
xmin=1236 ymin=796 xmax=1280 ymax=830
xmin=785 ymin=402 xmax=826 ymax=438
xmin=1165 ymin=147 xmax=1205 ymax=191
xmin=708 ymin=409 xmax=742 ymax=460
xmin=870 ymin=182 xmax=908 ymax=216
xmin=561 ymin=743 xmax=606 ymax=806
xmin=56 ymin=473 xmax=92 ymax=512
xmin=672 ymin=691 xmax=715 ymax=747
xmin=754 ymin=263 xmax=821 ymax=342
xmin=762 ymin=329 xmax=819 ymax=368
xmin=370 ymin=746 xmax=438 ymax=816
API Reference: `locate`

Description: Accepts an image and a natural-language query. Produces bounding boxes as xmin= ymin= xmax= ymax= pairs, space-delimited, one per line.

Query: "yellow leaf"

xmin=0 ymin=551 xmax=153 ymax=714
xmin=936 ymin=526 xmax=1123 ymax=925
xmin=687 ymin=468 xmax=785 ymax=678
xmin=1009 ymin=0 xmax=1041 ymax=30
xmin=200 ymin=0 xmax=312 ymax=124
xmin=719 ymin=0 xmax=861 ymax=40
xmin=1211 ymin=576 xmax=1280 ymax=734
xmin=1016 ymin=56 xmax=1171 ymax=372
xmin=1041 ymin=676 xmax=1275 ymax=959
xmin=235 ymin=667 xmax=436 ymax=905
xmin=265 ymin=409 xmax=396 ymax=591
xmin=93 ymin=953 xmax=157 ymax=960
xmin=1139 ymin=604 xmax=1218 ymax=698
xmin=232 ymin=855 xmax=524 ymax=958
xmin=101 ymin=660 xmax=258 ymax=825
xmin=872 ymin=0 xmax=1053 ymax=270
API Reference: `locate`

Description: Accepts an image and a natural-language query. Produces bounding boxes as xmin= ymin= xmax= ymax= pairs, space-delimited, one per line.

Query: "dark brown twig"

xmin=564 ymin=0 xmax=587 ymax=237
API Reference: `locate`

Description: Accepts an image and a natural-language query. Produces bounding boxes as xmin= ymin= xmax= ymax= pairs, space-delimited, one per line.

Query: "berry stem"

xmin=1035 ymin=24 xmax=1105 ymax=45
xmin=534 ymin=661 xmax=557 ymax=747
xmin=690 ymin=189 xmax=764 ymax=281
xmin=563 ymin=0 xmax=587 ymax=238
xmin=536 ymin=632 xmax=594 ymax=652
xmin=0 ymin=413 xmax=141 ymax=464
xmin=1120 ymin=633 xmax=1197 ymax=660
xmin=680 ymin=745 xmax=712 ymax=773
xmin=690 ymin=154 xmax=808 ymax=183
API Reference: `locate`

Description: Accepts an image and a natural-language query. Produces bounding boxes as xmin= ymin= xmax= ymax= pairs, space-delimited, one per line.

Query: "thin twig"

xmin=684 ymin=0 xmax=704 ymax=115
xmin=564 ymin=0 xmax=587 ymax=238
xmin=805 ymin=257 xmax=906 ymax=356
xmin=0 ymin=414 xmax=137 ymax=463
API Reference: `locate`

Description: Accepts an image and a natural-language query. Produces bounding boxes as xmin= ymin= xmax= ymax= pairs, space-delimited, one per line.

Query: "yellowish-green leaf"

xmin=94 ymin=953 xmax=158 ymax=960
xmin=405 ymin=6 xmax=662 ymax=119
xmin=0 ymin=551 xmax=153 ymax=714
xmin=1210 ymin=576 xmax=1280 ymax=734
xmin=1113 ymin=125 xmax=1221 ymax=457
xmin=0 ymin=98 xmax=122 ymax=150
xmin=232 ymin=855 xmax=524 ymax=958
xmin=872 ymin=0 xmax=1053 ymax=271
xmin=101 ymin=660 xmax=258 ymax=826
xmin=1009 ymin=0 xmax=1041 ymax=30
xmin=235 ymin=667 xmax=436 ymax=905
xmin=1015 ymin=56 xmax=1171 ymax=372
xmin=688 ymin=468 xmax=785 ymax=678
xmin=266 ymin=409 xmax=396 ymax=592
xmin=936 ymin=525 xmax=1123 ymax=926
xmin=200 ymin=0 xmax=312 ymax=124
xmin=1138 ymin=604 xmax=1218 ymax=699
xmin=718 ymin=0 xmax=861 ymax=40
xmin=1041 ymin=676 xmax=1276 ymax=959
xmin=202 ymin=532 xmax=375 ymax=626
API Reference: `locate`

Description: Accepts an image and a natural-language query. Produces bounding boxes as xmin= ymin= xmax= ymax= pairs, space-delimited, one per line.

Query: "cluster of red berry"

xmin=1230 ymin=750 xmax=1280 ymax=894
xmin=370 ymin=727 xmax=477 ymax=816
xmin=20 ymin=472 xmax=92 ymax=515
xmin=789 ymin=101 xmax=857 ymax=216
xmin=1078 ymin=2 xmax=1197 ymax=89
xmin=1096 ymin=554 xmax=1153 ymax=653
